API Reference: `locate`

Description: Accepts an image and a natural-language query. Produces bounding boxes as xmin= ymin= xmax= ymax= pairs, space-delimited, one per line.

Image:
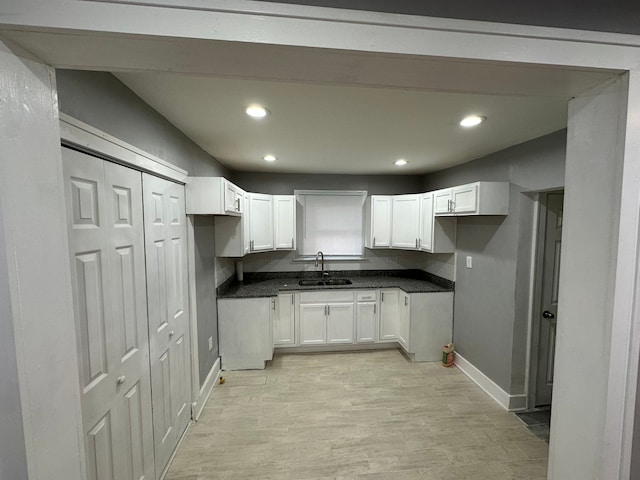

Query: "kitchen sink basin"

xmin=298 ymin=279 xmax=325 ymax=286
xmin=298 ymin=278 xmax=353 ymax=287
xmin=323 ymin=278 xmax=352 ymax=285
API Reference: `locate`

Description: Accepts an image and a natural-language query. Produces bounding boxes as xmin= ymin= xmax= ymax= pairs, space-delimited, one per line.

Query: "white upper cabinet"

xmin=248 ymin=193 xmax=274 ymax=252
xmin=391 ymin=194 xmax=420 ymax=249
xmin=434 ymin=182 xmax=509 ymax=216
xmin=419 ymin=193 xmax=456 ymax=253
xmin=364 ymin=195 xmax=392 ymax=248
xmin=273 ymin=195 xmax=296 ymax=250
xmin=186 ymin=177 xmax=244 ymax=216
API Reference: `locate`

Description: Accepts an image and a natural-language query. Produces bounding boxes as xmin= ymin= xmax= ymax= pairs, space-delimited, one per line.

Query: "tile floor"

xmin=166 ymin=350 xmax=548 ymax=480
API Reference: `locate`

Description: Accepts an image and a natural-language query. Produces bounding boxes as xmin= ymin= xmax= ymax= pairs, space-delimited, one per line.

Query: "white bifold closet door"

xmin=62 ymin=147 xmax=155 ymax=480
xmin=142 ymin=173 xmax=192 ymax=476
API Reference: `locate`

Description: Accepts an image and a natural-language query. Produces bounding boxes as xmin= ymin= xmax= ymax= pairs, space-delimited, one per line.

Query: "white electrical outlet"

xmin=208 ymin=336 xmax=213 ymax=351
xmin=466 ymin=256 xmax=473 ymax=269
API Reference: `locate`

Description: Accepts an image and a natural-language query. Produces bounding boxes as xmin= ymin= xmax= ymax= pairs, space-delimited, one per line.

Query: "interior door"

xmin=62 ymin=147 xmax=155 ymax=480
xmin=536 ymin=192 xmax=564 ymax=406
xmin=143 ymin=174 xmax=192 ymax=475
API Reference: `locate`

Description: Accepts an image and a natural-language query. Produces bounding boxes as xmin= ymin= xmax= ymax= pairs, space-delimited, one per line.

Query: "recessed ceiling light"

xmin=460 ymin=115 xmax=486 ymax=127
xmin=263 ymin=154 xmax=277 ymax=162
xmin=394 ymin=159 xmax=408 ymax=166
xmin=245 ymin=105 xmax=270 ymax=118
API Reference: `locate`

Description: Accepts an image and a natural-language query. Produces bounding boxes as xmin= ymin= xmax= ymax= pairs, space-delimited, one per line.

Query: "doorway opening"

xmin=525 ymin=190 xmax=564 ymax=440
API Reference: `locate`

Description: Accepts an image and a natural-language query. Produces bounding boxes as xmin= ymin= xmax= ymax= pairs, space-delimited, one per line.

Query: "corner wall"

xmin=422 ymin=130 xmax=566 ymax=394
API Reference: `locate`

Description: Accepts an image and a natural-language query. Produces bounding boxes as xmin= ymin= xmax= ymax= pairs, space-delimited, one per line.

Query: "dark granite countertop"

xmin=217 ymin=270 xmax=453 ymax=299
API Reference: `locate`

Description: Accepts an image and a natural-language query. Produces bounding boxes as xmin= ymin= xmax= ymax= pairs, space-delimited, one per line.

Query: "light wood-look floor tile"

xmin=165 ymin=350 xmax=547 ymax=480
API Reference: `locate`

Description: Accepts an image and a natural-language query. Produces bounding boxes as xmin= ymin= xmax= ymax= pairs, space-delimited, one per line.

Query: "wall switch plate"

xmin=208 ymin=336 xmax=213 ymax=351
xmin=466 ymin=256 xmax=473 ymax=269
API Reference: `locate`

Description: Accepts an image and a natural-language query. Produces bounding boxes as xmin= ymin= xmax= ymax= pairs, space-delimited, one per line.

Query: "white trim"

xmin=455 ymin=352 xmax=527 ymax=412
xmin=59 ymin=113 xmax=188 ymax=183
xmin=186 ymin=214 xmax=201 ymax=409
xmin=191 ymin=357 xmax=221 ymax=422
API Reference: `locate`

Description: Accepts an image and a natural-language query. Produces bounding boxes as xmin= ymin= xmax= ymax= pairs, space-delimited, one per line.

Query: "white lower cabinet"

xmin=299 ymin=303 xmax=328 ymax=345
xmin=379 ymin=289 xmax=400 ymax=341
xmin=218 ymin=297 xmax=274 ymax=370
xmin=220 ymin=287 xmax=453 ymax=369
xmin=326 ymin=303 xmax=355 ymax=344
xmin=298 ymin=291 xmax=356 ymax=346
xmin=398 ymin=292 xmax=410 ymax=350
xmin=274 ymin=293 xmax=296 ymax=346
xmin=299 ymin=302 xmax=355 ymax=345
xmin=406 ymin=292 xmax=453 ymax=362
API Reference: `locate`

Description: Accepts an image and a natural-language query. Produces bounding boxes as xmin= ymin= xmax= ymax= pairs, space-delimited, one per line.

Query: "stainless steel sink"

xmin=298 ymin=279 xmax=325 ymax=286
xmin=298 ymin=278 xmax=352 ymax=286
xmin=324 ymin=278 xmax=352 ymax=286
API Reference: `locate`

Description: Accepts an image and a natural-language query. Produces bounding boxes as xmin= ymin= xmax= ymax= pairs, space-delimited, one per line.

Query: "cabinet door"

xmin=356 ymin=302 xmax=377 ymax=343
xmin=248 ymin=193 xmax=274 ymax=251
xmin=299 ymin=304 xmax=327 ymax=345
xmin=419 ymin=193 xmax=434 ymax=252
xmin=273 ymin=195 xmax=296 ymax=250
xmin=274 ymin=293 xmax=296 ymax=346
xmin=243 ymin=192 xmax=251 ymax=255
xmin=370 ymin=196 xmax=392 ymax=248
xmin=452 ymin=183 xmax=478 ymax=214
xmin=379 ymin=289 xmax=399 ymax=341
xmin=398 ymin=293 xmax=410 ymax=350
xmin=434 ymin=188 xmax=453 ymax=215
xmin=391 ymin=194 xmax=420 ymax=249
xmin=218 ymin=298 xmax=272 ymax=369
xmin=223 ymin=180 xmax=241 ymax=214
xmin=326 ymin=303 xmax=355 ymax=344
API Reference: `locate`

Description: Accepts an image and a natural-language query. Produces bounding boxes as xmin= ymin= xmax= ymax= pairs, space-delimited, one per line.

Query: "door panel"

xmin=143 ymin=173 xmax=192 ymax=475
xmin=535 ymin=192 xmax=563 ymax=406
xmin=63 ymin=147 xmax=155 ymax=480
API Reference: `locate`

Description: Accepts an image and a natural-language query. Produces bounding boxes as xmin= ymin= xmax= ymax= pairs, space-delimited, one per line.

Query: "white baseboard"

xmin=191 ymin=357 xmax=221 ymax=421
xmin=455 ymin=353 xmax=527 ymax=412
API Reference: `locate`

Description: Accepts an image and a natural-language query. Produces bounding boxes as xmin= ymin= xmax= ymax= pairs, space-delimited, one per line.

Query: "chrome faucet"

xmin=315 ymin=251 xmax=329 ymax=279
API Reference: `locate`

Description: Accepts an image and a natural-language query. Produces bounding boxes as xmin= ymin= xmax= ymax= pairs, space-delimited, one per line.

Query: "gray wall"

xmin=232 ymin=172 xmax=423 ymax=195
xmin=193 ymin=216 xmax=219 ymax=387
xmin=56 ymin=70 xmax=226 ymax=390
xmin=423 ymin=129 xmax=566 ymax=393
xmin=56 ymin=70 xmax=230 ymax=177
xmin=0 ymin=198 xmax=28 ymax=480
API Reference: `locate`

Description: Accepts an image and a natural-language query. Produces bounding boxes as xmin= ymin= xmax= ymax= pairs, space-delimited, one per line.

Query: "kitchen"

xmin=1 ymin=3 xmax=639 ymax=480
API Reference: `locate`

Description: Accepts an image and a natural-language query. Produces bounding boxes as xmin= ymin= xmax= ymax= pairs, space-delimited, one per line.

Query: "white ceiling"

xmin=116 ymin=72 xmax=569 ymax=175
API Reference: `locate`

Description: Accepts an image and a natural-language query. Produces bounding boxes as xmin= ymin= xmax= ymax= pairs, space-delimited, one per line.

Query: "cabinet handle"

xmin=272 ymin=298 xmax=276 ymax=310
xmin=250 ymin=240 xmax=254 ymax=251
xmin=291 ymin=295 xmax=294 ymax=305
xmin=373 ymin=304 xmax=376 ymax=314
xmin=418 ymin=238 xmax=422 ymax=249
xmin=291 ymin=238 xmax=294 ymax=248
xmin=373 ymin=236 xmax=376 ymax=247
xmin=447 ymin=199 xmax=450 ymax=211
xmin=381 ymin=292 xmax=384 ymax=302
xmin=327 ymin=305 xmax=330 ymax=316
xmin=450 ymin=200 xmax=455 ymax=213
xmin=236 ymin=198 xmax=241 ymax=211
xmin=404 ymin=296 xmax=408 ymax=306
xmin=415 ymin=238 xmax=418 ymax=249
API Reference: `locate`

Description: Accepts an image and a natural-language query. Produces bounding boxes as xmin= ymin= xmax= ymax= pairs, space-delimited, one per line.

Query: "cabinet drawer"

xmin=299 ymin=290 xmax=354 ymax=303
xmin=356 ymin=290 xmax=377 ymax=302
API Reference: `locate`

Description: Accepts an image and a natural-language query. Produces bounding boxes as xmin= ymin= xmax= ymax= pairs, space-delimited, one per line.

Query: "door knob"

xmin=116 ymin=375 xmax=126 ymax=385
xmin=542 ymin=311 xmax=555 ymax=319
xmin=169 ymin=330 xmax=175 ymax=338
